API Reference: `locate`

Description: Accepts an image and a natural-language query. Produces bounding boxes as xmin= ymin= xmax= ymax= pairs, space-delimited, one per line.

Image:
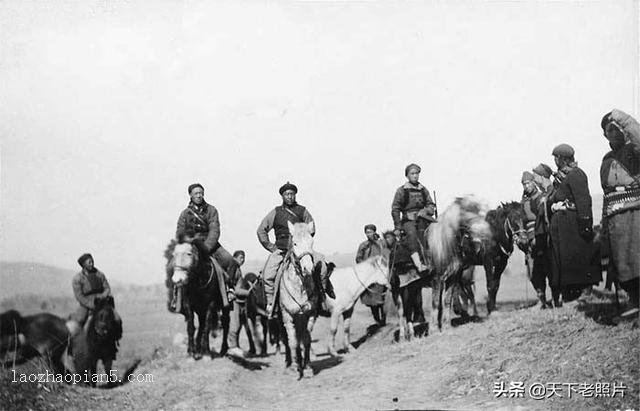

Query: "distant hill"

xmin=0 ymin=262 xmax=77 ymax=300
xmin=0 ymin=261 xmax=131 ymax=301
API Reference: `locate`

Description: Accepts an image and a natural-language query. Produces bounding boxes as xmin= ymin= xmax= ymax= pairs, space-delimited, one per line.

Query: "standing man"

xmin=548 ymin=144 xmax=601 ymax=305
xmin=257 ymin=182 xmax=335 ymax=317
xmin=356 ymin=224 xmax=386 ymax=325
xmin=71 ymin=253 xmax=122 ymax=328
xmin=226 ymin=250 xmax=251 ymax=358
xmin=520 ymin=171 xmax=551 ymax=308
xmin=355 ymin=224 xmax=383 ymax=263
xmin=391 ymin=163 xmax=436 ymax=257
xmin=600 ymin=109 xmax=640 ymax=317
xmin=176 ymin=183 xmax=233 ymax=270
xmin=531 ymin=163 xmax=559 ymax=307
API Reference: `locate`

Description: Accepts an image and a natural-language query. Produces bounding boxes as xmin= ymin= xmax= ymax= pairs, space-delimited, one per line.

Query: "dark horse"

xmin=71 ymin=296 xmax=122 ymax=387
xmin=0 ymin=309 xmax=71 ymax=374
xmin=165 ymin=239 xmax=227 ymax=359
xmin=475 ymin=201 xmax=526 ymax=314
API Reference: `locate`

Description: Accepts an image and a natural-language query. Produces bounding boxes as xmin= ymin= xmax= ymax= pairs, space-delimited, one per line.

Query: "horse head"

xmin=92 ymin=296 xmax=119 ymax=341
xmin=501 ymin=201 xmax=527 ymax=247
xmin=428 ymin=195 xmax=492 ymax=270
xmin=171 ymin=241 xmax=200 ymax=284
xmin=287 ymin=220 xmax=315 ymax=275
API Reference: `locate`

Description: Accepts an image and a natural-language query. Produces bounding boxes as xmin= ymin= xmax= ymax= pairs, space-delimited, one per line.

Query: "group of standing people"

xmin=520 ymin=109 xmax=639 ymax=314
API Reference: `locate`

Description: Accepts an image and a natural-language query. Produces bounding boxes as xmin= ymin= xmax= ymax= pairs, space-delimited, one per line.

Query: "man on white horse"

xmin=257 ymin=182 xmax=335 ymax=318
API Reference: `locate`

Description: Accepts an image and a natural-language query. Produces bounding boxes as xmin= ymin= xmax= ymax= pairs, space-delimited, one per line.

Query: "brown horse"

xmin=166 ymin=239 xmax=227 ymax=359
xmin=70 ymin=296 xmax=122 ymax=387
xmin=0 ymin=309 xmax=71 ymax=374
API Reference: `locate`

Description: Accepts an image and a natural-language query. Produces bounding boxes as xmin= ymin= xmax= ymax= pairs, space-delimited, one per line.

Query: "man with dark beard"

xmin=600 ymin=109 xmax=640 ymax=318
xmin=548 ymin=144 xmax=601 ymax=305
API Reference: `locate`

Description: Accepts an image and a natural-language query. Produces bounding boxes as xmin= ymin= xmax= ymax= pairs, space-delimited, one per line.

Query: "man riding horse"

xmin=176 ymin=183 xmax=234 ymax=270
xmin=70 ymin=253 xmax=122 ymax=330
xmin=257 ymin=182 xmax=335 ymax=318
xmin=391 ymin=163 xmax=436 ymax=264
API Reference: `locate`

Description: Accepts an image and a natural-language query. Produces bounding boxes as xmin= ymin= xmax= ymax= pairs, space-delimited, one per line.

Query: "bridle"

xmin=280 ymin=247 xmax=316 ymax=312
xmin=500 ymin=215 xmax=526 ymax=257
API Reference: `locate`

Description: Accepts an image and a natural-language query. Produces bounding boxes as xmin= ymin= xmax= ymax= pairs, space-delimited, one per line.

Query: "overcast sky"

xmin=1 ymin=1 xmax=638 ymax=285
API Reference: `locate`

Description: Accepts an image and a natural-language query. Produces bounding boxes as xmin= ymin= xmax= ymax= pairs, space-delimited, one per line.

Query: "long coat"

xmin=548 ymin=167 xmax=601 ymax=287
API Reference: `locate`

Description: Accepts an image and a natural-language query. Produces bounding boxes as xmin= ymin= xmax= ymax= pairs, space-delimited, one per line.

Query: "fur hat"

xmin=364 ymin=224 xmax=377 ymax=232
xmin=532 ymin=163 xmax=553 ymax=179
xmin=188 ymin=183 xmax=204 ymax=194
xmin=77 ymin=253 xmax=93 ymax=267
xmin=551 ymin=144 xmax=575 ymax=158
xmin=279 ymin=181 xmax=298 ymax=195
xmin=521 ymin=171 xmax=534 ymax=183
xmin=404 ymin=163 xmax=421 ymax=176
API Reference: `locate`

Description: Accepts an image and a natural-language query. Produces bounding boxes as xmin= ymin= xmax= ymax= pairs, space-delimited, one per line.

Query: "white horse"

xmin=428 ymin=196 xmax=492 ymax=331
xmin=307 ymin=255 xmax=391 ymax=356
xmin=277 ymin=221 xmax=318 ymax=379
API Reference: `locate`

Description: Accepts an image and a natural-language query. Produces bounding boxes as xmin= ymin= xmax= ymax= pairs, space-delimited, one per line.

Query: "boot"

xmin=536 ymin=290 xmax=548 ymax=310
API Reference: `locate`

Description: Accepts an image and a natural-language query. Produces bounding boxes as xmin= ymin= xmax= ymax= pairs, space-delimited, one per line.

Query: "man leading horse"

xmin=257 ymin=182 xmax=335 ymax=318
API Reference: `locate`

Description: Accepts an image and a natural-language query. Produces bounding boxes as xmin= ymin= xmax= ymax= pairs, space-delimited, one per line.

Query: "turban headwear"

xmin=532 ymin=163 xmax=553 ymax=179
xmin=233 ymin=250 xmax=245 ymax=258
xmin=188 ymin=183 xmax=204 ymax=194
xmin=77 ymin=253 xmax=93 ymax=267
xmin=364 ymin=224 xmax=377 ymax=232
xmin=404 ymin=163 xmax=421 ymax=176
xmin=521 ymin=171 xmax=534 ymax=183
xmin=551 ymin=144 xmax=575 ymax=158
xmin=601 ymin=111 xmax=613 ymax=131
xmin=279 ymin=181 xmax=298 ymax=195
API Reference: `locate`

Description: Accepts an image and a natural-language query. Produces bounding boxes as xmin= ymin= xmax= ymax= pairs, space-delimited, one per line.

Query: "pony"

xmin=165 ymin=239 xmax=227 ymax=359
xmin=70 ymin=296 xmax=122 ymax=387
xmin=428 ymin=196 xmax=493 ymax=331
xmin=480 ymin=202 xmax=526 ymax=313
xmin=307 ymin=255 xmax=391 ymax=356
xmin=0 ymin=309 xmax=72 ymax=374
xmin=239 ymin=272 xmax=269 ymax=356
xmin=275 ymin=221 xmax=320 ymax=379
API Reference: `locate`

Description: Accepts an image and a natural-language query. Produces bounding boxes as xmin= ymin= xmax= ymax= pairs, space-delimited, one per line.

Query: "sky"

xmin=1 ymin=0 xmax=638 ymax=285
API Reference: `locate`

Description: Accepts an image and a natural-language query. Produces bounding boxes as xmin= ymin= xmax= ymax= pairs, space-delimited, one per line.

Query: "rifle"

xmin=433 ymin=190 xmax=438 ymax=220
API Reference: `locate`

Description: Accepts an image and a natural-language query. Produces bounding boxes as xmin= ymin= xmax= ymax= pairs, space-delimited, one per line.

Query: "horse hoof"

xmin=345 ymin=344 xmax=357 ymax=353
xmin=186 ymin=357 xmax=196 ymax=363
xmin=300 ymin=367 xmax=313 ymax=379
xmin=328 ymin=348 xmax=339 ymax=357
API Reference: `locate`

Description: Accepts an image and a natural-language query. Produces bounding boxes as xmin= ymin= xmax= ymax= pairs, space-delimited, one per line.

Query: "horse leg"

xmin=395 ymin=293 xmax=407 ymax=341
xmin=202 ymin=304 xmax=215 ymax=357
xmin=193 ymin=310 xmax=205 ymax=360
xmin=431 ymin=280 xmax=444 ymax=332
xmin=302 ymin=323 xmax=312 ymax=378
xmin=484 ymin=260 xmax=497 ymax=314
xmin=245 ymin=316 xmax=257 ymax=356
xmin=343 ymin=307 xmax=356 ymax=352
xmin=326 ymin=312 xmax=340 ymax=356
xmin=487 ymin=258 xmax=508 ymax=313
xmin=283 ymin=313 xmax=297 ymax=371
xmin=220 ymin=307 xmax=230 ymax=356
xmin=260 ymin=316 xmax=268 ymax=356
xmin=103 ymin=359 xmax=114 ymax=386
xmin=186 ymin=308 xmax=196 ymax=357
xmin=293 ymin=315 xmax=305 ymax=379
xmin=401 ymin=287 xmax=413 ymax=341
xmin=307 ymin=315 xmax=318 ymax=360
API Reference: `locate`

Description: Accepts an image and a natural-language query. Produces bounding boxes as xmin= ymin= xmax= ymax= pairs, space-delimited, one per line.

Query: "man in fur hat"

xmin=257 ymin=182 xmax=335 ymax=318
xmin=70 ymin=253 xmax=122 ymax=328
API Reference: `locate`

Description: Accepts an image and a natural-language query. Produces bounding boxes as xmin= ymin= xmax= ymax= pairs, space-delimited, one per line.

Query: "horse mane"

xmin=487 ymin=201 xmax=523 ymax=236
